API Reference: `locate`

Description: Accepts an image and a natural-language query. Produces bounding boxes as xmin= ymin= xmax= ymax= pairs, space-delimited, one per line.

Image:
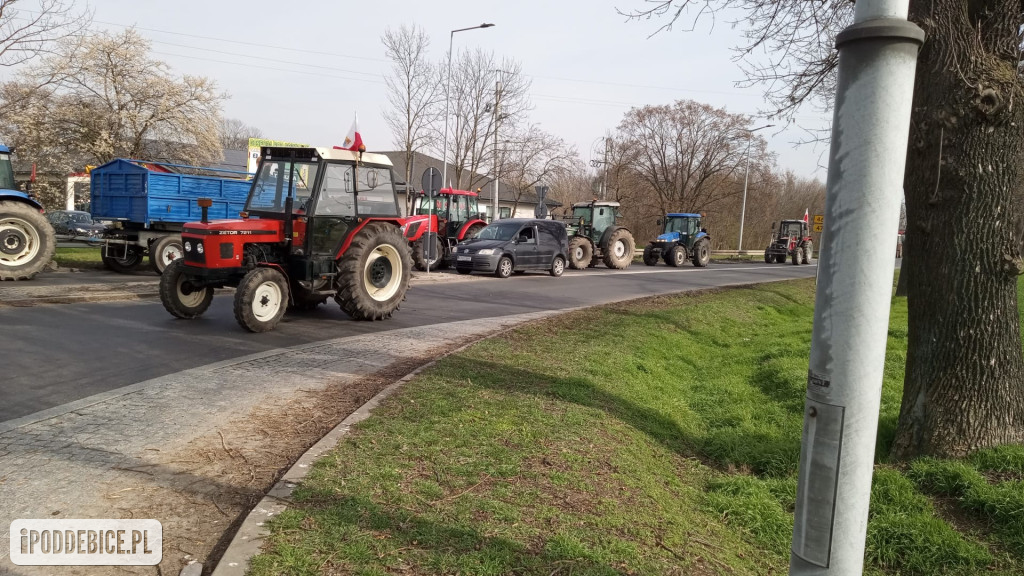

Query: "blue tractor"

xmin=642 ymin=213 xmax=711 ymax=268
xmin=0 ymin=145 xmax=55 ymax=280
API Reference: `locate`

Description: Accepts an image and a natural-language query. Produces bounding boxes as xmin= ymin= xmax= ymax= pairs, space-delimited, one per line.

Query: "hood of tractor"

xmin=656 ymin=231 xmax=682 ymax=242
xmin=182 ymin=218 xmax=283 ymax=237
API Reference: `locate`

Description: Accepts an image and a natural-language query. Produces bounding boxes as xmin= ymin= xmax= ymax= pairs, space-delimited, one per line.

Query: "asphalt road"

xmin=0 ymin=262 xmax=820 ymax=423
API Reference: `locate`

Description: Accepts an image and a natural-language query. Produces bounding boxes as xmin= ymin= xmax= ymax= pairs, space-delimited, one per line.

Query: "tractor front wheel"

xmin=668 ymin=245 xmax=687 ymax=267
xmin=791 ymin=247 xmax=801 ymax=265
xmin=643 ymin=244 xmax=659 ymax=266
xmin=0 ymin=200 xmax=56 ymax=281
xmin=764 ymin=250 xmax=772 ymax=264
xmin=150 ymin=234 xmax=184 ymax=274
xmin=335 ymin=223 xmax=412 ymax=321
xmin=234 ymin=267 xmax=289 ymax=332
xmin=602 ymin=228 xmax=635 ymax=269
xmin=160 ymin=259 xmax=213 ymax=319
xmin=568 ymin=237 xmax=593 ymax=270
xmin=692 ymin=239 xmax=710 ymax=267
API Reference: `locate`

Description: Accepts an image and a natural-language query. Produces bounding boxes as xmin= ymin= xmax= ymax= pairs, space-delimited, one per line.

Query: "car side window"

xmin=518 ymin=226 xmax=536 ymax=244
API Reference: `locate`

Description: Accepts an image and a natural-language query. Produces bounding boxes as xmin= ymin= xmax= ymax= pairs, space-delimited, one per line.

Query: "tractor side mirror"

xmin=771 ymin=222 xmax=776 ymax=230
xmin=656 ymin=219 xmax=663 ymax=226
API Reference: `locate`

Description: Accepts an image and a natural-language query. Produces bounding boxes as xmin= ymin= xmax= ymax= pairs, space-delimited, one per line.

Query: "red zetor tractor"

xmin=158 ymin=146 xmax=413 ymax=332
xmin=401 ymin=187 xmax=487 ymax=270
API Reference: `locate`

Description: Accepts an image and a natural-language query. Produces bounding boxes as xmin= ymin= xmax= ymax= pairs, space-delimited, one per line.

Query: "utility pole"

xmin=602 ymin=137 xmax=611 ymax=201
xmin=737 ymin=124 xmax=773 ymax=252
xmin=789 ymin=1 xmax=923 ymax=575
xmin=492 ymin=75 xmax=502 ymax=222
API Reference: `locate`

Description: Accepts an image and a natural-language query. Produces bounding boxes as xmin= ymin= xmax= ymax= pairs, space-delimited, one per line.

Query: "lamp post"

xmin=440 ymin=23 xmax=494 ymax=195
xmin=737 ymin=123 xmax=774 ymax=252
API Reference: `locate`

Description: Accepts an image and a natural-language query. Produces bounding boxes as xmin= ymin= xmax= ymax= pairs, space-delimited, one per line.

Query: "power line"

xmin=150 ymin=40 xmax=383 ymax=78
xmin=150 ymin=51 xmax=386 ymax=85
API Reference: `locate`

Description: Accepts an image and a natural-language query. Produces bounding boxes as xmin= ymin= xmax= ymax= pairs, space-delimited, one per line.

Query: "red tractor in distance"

xmin=765 ymin=219 xmax=814 ymax=265
xmin=158 ymin=146 xmax=413 ymax=333
xmin=401 ymin=187 xmax=487 ymax=270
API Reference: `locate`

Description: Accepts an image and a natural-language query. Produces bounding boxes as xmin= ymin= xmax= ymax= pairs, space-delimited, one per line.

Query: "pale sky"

xmin=16 ymin=0 xmax=834 ymax=179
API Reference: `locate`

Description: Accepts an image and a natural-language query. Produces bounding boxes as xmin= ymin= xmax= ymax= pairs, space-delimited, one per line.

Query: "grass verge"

xmin=249 ymin=277 xmax=1023 ymax=576
xmin=53 ymin=246 xmax=104 ymax=269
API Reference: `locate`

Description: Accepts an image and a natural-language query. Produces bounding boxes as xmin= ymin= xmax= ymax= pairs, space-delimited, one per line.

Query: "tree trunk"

xmin=895 ymin=250 xmax=908 ymax=297
xmin=891 ymin=0 xmax=1024 ymax=459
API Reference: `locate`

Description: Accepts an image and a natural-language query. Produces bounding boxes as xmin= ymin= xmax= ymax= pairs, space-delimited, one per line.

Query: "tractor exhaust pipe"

xmin=198 ymin=197 xmax=213 ymax=224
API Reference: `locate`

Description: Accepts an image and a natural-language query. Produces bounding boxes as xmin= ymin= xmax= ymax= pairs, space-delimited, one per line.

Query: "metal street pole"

xmin=602 ymin=137 xmax=611 ymax=201
xmin=493 ymin=74 xmax=502 ymax=222
xmin=789 ymin=1 xmax=923 ymax=575
xmin=737 ymin=124 xmax=773 ymax=252
xmin=440 ymin=23 xmax=494 ymax=196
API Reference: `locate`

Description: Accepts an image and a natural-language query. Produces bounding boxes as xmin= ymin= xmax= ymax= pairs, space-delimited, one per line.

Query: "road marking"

xmin=564 ymin=264 xmax=818 ymax=277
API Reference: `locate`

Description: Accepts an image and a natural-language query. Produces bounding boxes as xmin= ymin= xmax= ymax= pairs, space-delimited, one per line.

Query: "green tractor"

xmin=564 ymin=200 xmax=635 ymax=270
xmin=642 ymin=213 xmax=711 ymax=267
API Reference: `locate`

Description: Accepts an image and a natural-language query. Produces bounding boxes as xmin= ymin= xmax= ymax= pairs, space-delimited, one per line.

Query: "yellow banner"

xmin=247 ymin=137 xmax=308 ymax=174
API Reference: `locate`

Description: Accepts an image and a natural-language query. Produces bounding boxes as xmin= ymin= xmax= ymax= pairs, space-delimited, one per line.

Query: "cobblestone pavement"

xmin=0 ymin=310 xmax=556 ymax=575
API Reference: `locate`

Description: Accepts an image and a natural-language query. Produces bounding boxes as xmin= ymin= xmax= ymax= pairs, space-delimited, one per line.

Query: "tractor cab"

xmin=657 ymin=213 xmax=704 ymax=247
xmin=403 ymin=188 xmax=487 ymax=271
xmin=164 ymin=146 xmax=413 ymax=332
xmin=0 ymin=146 xmax=16 ymax=192
xmin=566 ymin=201 xmax=622 ymax=243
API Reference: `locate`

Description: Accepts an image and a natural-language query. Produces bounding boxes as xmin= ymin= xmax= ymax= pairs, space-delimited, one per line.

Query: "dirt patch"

xmin=77 ymin=350 xmax=449 ymax=576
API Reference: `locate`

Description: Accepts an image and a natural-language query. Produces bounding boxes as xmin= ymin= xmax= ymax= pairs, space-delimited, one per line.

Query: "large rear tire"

xmin=804 ymin=241 xmax=814 ymax=265
xmin=335 ymin=223 xmax=412 ymax=321
xmin=234 ymin=267 xmax=289 ymax=332
xmin=643 ymin=244 xmax=659 ymax=266
xmin=602 ymin=228 xmax=634 ymax=269
xmin=463 ymin=223 xmax=485 ymax=240
xmin=692 ymin=239 xmax=710 ymax=267
xmin=149 ymin=234 xmax=184 ymax=274
xmin=412 ymin=235 xmax=445 ymax=271
xmin=668 ymin=245 xmax=687 ymax=267
xmin=568 ymin=237 xmax=593 ymax=270
xmin=0 ymin=201 xmax=56 ymax=281
xmin=764 ymin=250 xmax=773 ymax=264
xmin=159 ymin=259 xmax=213 ymax=319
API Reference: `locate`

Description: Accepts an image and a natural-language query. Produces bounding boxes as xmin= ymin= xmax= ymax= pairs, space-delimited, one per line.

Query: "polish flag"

xmin=803 ymin=209 xmax=809 ymax=223
xmin=337 ymin=113 xmax=364 ymax=151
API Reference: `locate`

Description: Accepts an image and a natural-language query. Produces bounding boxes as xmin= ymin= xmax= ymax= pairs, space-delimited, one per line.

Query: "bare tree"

xmin=219 ymin=118 xmax=263 ymax=151
xmin=0 ymin=0 xmax=91 ymax=68
xmin=622 ymin=1 xmax=1024 ymax=459
xmin=382 ymin=24 xmax=442 ymax=202
xmin=499 ymin=126 xmax=578 ymax=214
xmin=0 ymin=29 xmax=226 ymax=175
xmin=616 ymin=100 xmax=773 ymax=217
xmin=439 ymin=49 xmax=531 ymax=191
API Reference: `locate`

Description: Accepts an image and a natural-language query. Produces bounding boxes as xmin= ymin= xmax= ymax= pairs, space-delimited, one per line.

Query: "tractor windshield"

xmin=0 ymin=152 xmax=15 ymax=191
xmin=664 ymin=218 xmax=689 ymax=235
xmin=476 ymin=221 xmax=521 ymax=241
xmin=247 ymin=160 xmax=319 ymax=213
xmin=781 ymin=222 xmax=803 ymax=237
xmin=571 ymin=206 xmax=591 ymax=223
xmin=414 ymin=195 xmax=448 ymax=217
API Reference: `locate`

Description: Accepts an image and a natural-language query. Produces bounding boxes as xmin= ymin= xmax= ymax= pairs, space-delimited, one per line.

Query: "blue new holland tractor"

xmin=642 ymin=213 xmax=711 ymax=267
xmin=0 ymin=145 xmax=55 ymax=280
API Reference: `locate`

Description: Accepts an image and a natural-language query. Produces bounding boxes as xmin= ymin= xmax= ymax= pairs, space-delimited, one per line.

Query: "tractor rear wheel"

xmin=764 ymin=250 xmax=772 ymax=264
xmin=668 ymin=245 xmax=687 ymax=267
xmin=412 ymin=235 xmax=445 ymax=271
xmin=335 ymin=223 xmax=412 ymax=321
xmin=463 ymin=223 xmax=485 ymax=240
xmin=160 ymin=259 xmax=213 ymax=319
xmin=775 ymin=254 xmax=786 ymax=263
xmin=804 ymin=241 xmax=813 ymax=265
xmin=643 ymin=244 xmax=659 ymax=266
xmin=234 ymin=267 xmax=289 ymax=332
xmin=568 ymin=237 xmax=593 ymax=270
xmin=602 ymin=228 xmax=635 ymax=269
xmin=0 ymin=200 xmax=56 ymax=281
xmin=149 ymin=234 xmax=184 ymax=274
xmin=692 ymin=239 xmax=710 ymax=267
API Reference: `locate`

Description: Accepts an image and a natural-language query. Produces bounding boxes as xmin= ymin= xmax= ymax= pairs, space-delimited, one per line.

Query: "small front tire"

xmin=568 ymin=237 xmax=593 ymax=270
xmin=234 ymin=267 xmax=289 ymax=332
xmin=691 ymin=239 xmax=710 ymax=268
xmin=550 ymin=255 xmax=565 ymax=277
xmin=160 ymin=259 xmax=213 ymax=319
xmin=643 ymin=244 xmax=659 ymax=266
xmin=668 ymin=245 xmax=687 ymax=267
xmin=495 ymin=256 xmax=513 ymax=278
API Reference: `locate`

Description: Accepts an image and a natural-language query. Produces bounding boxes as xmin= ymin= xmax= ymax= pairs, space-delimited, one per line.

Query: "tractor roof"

xmin=667 ymin=213 xmax=701 ymax=218
xmin=261 ymin=146 xmax=394 ymax=167
xmin=781 ymin=219 xmax=806 ymax=224
xmin=0 ymin=145 xmax=9 ymax=154
xmin=572 ymin=201 xmax=620 ymax=208
xmin=428 ymin=187 xmax=478 ymax=197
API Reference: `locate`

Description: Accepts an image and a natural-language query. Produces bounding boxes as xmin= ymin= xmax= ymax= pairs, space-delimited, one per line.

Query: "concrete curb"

xmin=208 ymin=310 xmax=572 ymax=576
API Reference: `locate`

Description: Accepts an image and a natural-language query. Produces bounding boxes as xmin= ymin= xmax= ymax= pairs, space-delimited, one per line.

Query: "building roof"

xmin=379 ymin=150 xmax=561 ymax=207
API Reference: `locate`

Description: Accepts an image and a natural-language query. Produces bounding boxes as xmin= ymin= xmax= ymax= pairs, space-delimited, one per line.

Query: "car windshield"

xmin=68 ymin=213 xmax=92 ymax=224
xmin=475 ymin=222 xmax=522 ymax=241
xmin=0 ymin=152 xmax=15 ymax=190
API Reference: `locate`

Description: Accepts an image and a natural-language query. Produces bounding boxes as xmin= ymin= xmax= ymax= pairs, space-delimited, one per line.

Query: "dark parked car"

xmin=451 ymin=218 xmax=569 ymax=278
xmin=46 ymin=210 xmax=107 ymax=243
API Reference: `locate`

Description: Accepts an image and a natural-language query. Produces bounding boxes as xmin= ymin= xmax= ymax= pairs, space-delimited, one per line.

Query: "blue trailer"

xmin=90 ymin=159 xmax=251 ymax=273
xmin=0 ymin=145 xmax=56 ymax=281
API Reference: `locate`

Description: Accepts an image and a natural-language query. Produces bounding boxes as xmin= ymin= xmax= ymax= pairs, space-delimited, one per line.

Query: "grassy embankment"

xmin=52 ymin=246 xmax=104 ymax=269
xmin=248 ymin=276 xmax=1024 ymax=575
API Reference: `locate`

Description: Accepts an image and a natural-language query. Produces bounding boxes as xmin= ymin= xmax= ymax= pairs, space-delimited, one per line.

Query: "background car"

xmin=46 ymin=210 xmax=107 ymax=243
xmin=451 ymin=218 xmax=568 ymax=278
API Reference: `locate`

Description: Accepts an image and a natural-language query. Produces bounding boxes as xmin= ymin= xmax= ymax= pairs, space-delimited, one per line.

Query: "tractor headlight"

xmin=184 ymin=242 xmax=192 ymax=253
xmin=197 ymin=243 xmax=204 ymax=254
xmin=477 ymin=248 xmax=495 ymax=255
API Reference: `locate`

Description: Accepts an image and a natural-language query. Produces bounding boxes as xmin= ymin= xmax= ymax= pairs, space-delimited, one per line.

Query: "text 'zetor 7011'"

xmin=158 ymin=146 xmax=413 ymax=333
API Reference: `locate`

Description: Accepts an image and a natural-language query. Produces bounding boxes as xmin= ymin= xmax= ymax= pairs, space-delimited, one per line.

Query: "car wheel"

xmin=550 ymin=255 xmax=565 ymax=277
xmin=495 ymin=256 xmax=513 ymax=278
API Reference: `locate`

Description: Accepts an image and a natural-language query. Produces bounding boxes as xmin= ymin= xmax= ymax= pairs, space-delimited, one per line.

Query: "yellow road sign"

xmin=813 ymin=214 xmax=824 ymax=224
xmin=813 ymin=223 xmax=824 ymax=232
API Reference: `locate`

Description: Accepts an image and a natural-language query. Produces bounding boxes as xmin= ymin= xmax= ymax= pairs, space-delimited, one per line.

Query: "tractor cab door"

xmin=592 ymin=206 xmax=614 ymax=241
xmin=449 ymin=195 xmax=471 ymax=237
xmin=306 ymin=163 xmax=356 ymax=276
xmin=247 ymin=158 xmax=319 ymax=247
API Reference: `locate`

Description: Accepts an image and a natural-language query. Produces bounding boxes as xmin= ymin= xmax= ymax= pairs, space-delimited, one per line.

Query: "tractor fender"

xmin=694 ymin=231 xmax=710 ymax=243
xmin=335 ymin=218 xmax=404 ymax=260
xmin=252 ymin=261 xmax=292 ymax=301
xmin=456 ymin=218 xmax=487 ymax=241
xmin=598 ymin=225 xmax=630 ymax=249
xmin=0 ymin=190 xmax=44 ymax=212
